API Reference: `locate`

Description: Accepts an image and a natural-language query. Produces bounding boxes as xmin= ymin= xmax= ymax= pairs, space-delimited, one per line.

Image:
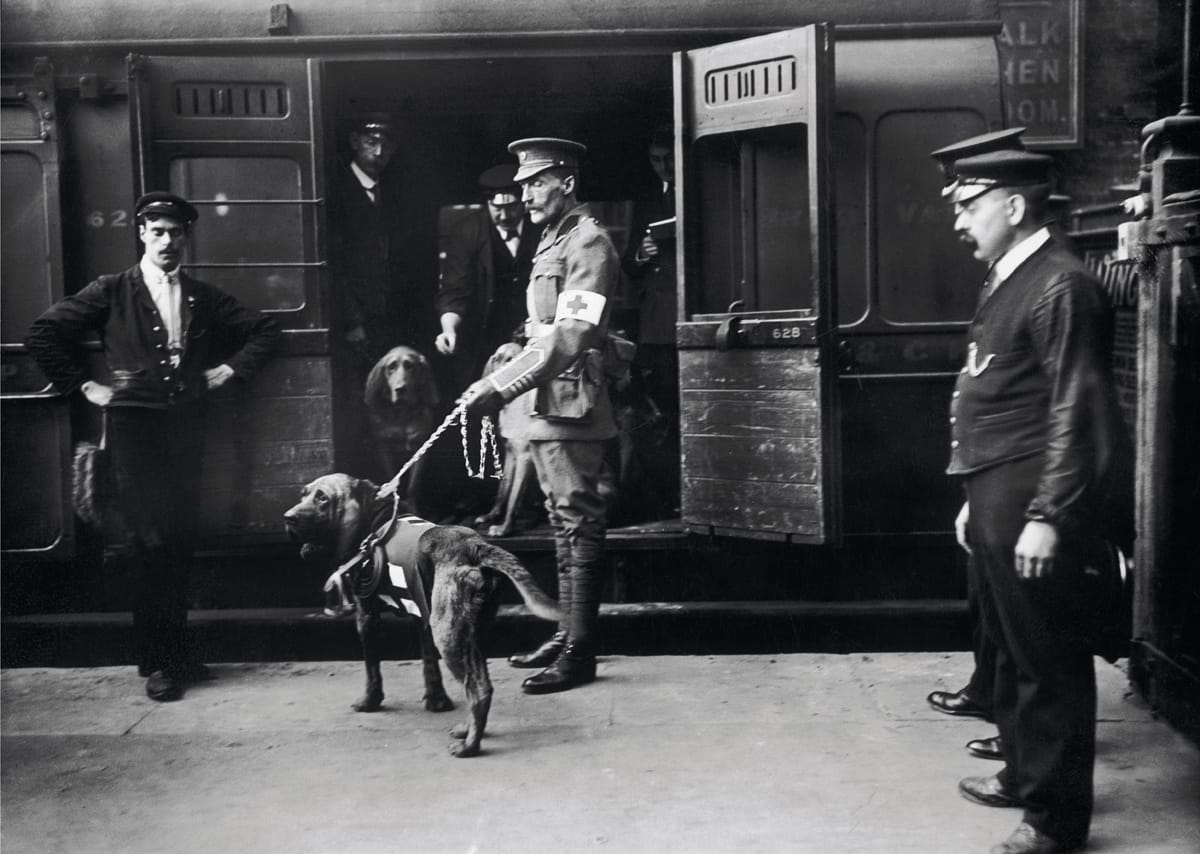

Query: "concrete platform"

xmin=3 ymin=653 xmax=1198 ymax=853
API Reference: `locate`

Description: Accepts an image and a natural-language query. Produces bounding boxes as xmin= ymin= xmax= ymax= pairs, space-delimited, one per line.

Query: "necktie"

xmin=504 ymin=229 xmax=520 ymax=257
xmin=979 ymin=265 xmax=999 ymax=305
xmin=161 ymin=271 xmax=183 ymax=366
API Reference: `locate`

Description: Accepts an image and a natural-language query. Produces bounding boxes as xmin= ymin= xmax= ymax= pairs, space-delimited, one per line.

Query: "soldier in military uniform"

xmin=460 ymin=138 xmax=623 ymax=694
xmin=941 ymin=149 xmax=1132 ymax=854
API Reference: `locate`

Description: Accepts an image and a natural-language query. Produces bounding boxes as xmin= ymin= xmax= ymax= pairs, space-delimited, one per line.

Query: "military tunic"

xmin=486 ymin=203 xmax=620 ymax=442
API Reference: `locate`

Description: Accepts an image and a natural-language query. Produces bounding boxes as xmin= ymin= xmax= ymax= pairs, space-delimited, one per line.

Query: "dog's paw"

xmin=486 ymin=523 xmax=513 ymax=537
xmin=423 ymin=692 xmax=455 ymax=713
xmin=449 ymin=738 xmax=481 ymax=758
xmin=449 ymin=722 xmax=469 ymax=739
xmin=352 ymin=693 xmax=384 ymax=712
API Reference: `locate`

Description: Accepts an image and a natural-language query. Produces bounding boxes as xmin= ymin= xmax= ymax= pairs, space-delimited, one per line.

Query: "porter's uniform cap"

xmin=479 ymin=163 xmax=522 ymax=206
xmin=135 ymin=191 xmax=198 ymax=224
xmin=947 ymin=150 xmax=1054 ymax=205
xmin=350 ymin=112 xmax=399 ymax=139
xmin=931 ymin=128 xmax=1026 ymax=194
xmin=508 ymin=137 xmax=587 ymax=182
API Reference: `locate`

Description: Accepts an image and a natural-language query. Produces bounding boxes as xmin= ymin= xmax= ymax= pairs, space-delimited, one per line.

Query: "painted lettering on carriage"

xmin=86 ymin=209 xmax=130 ymax=228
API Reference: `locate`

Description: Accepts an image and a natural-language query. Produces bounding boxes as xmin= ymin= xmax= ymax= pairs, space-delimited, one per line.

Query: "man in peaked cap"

xmin=937 ymin=147 xmax=1132 ymax=854
xmin=331 ymin=111 xmax=438 ymax=481
xmin=925 ymin=128 xmax=1027 ymax=761
xmin=460 ymin=137 xmax=627 ymax=694
xmin=930 ymin=126 xmax=1027 ymax=193
xmin=435 ymin=162 xmax=543 ymax=393
xmin=25 ymin=191 xmax=280 ymax=702
xmin=334 ymin=113 xmax=406 ymax=366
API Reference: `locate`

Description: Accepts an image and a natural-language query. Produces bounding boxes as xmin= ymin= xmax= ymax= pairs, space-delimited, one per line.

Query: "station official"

xmin=461 ymin=137 xmax=624 ymax=694
xmin=925 ymin=127 xmax=1029 ymax=765
xmin=941 ymin=149 xmax=1133 ymax=854
xmin=25 ymin=192 xmax=280 ymax=703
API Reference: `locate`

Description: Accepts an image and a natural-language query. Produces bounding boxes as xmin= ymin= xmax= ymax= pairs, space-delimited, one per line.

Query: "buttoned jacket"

xmin=26 ymin=264 xmax=280 ymax=409
xmin=436 ymin=206 xmax=540 ymax=342
xmin=487 ymin=203 xmax=620 ymax=441
xmin=947 ymin=241 xmax=1132 ymax=538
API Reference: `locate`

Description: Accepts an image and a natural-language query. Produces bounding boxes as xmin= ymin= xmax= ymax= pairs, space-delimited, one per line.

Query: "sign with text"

xmin=998 ymin=0 xmax=1083 ymax=148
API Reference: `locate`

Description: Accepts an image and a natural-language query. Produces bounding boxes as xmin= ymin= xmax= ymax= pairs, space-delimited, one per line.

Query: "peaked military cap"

xmin=479 ymin=163 xmax=521 ymax=206
xmin=508 ymin=137 xmax=587 ymax=182
xmin=350 ymin=112 xmax=398 ymax=139
xmin=947 ymin=150 xmax=1054 ymax=205
xmin=931 ymin=128 xmax=1026 ymax=194
xmin=135 ymin=191 xmax=198 ymax=224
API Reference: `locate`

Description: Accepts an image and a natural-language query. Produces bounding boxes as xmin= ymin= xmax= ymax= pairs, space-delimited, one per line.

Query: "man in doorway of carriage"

xmin=620 ymin=120 xmax=681 ymax=521
xmin=460 ymin=137 xmax=625 ymax=694
xmin=25 ymin=192 xmax=280 ymax=702
xmin=434 ymin=162 xmax=543 ymax=395
xmin=938 ymin=148 xmax=1133 ymax=854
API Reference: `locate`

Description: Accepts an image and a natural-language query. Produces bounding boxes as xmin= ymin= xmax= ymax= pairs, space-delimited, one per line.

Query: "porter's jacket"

xmin=947 ymin=240 xmax=1132 ymax=542
xmin=26 ymin=264 xmax=279 ymax=409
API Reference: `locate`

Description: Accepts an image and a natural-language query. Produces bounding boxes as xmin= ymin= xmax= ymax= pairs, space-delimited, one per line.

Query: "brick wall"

xmin=1053 ymin=0 xmax=1183 ymax=208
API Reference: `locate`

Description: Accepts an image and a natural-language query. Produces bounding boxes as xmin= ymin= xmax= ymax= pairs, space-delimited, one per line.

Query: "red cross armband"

xmin=554 ymin=290 xmax=606 ymax=326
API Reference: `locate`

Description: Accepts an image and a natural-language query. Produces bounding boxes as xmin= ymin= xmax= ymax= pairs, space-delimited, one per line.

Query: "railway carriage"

xmin=0 ymin=0 xmax=1142 ymax=612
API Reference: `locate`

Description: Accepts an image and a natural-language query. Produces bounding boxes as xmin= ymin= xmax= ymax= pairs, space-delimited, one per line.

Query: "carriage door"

xmin=129 ymin=56 xmax=331 ymax=544
xmin=1 ymin=59 xmax=73 ymax=562
xmin=674 ymin=26 xmax=839 ymax=543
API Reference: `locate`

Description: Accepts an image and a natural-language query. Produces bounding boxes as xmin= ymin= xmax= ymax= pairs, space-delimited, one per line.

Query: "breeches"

xmin=528 ymin=439 xmax=608 ymax=554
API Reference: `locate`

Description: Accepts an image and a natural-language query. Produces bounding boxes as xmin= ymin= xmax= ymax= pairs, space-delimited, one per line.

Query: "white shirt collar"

xmin=139 ymin=256 xmax=177 ymax=289
xmin=993 ymin=227 xmax=1051 ymax=285
xmin=350 ymin=161 xmax=377 ymax=191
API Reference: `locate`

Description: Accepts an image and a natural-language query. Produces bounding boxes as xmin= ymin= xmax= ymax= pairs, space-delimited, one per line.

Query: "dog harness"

xmin=327 ymin=514 xmax=435 ymax=623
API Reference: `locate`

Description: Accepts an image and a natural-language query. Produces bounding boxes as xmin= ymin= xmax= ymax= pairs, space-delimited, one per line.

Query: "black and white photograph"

xmin=2 ymin=1 xmax=1197 ymax=851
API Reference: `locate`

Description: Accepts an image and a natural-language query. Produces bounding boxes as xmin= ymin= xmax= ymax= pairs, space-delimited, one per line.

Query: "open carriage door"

xmin=675 ymin=26 xmax=839 ymax=543
xmin=129 ymin=56 xmax=331 ymax=544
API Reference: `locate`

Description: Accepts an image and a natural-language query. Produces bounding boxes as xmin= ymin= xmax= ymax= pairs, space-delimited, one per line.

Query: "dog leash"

xmin=330 ymin=406 xmax=501 ymax=615
xmin=377 ymin=402 xmax=500 ymax=500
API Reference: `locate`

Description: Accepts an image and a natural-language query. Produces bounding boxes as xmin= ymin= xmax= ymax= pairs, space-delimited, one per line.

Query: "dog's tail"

xmin=476 ymin=542 xmax=563 ymax=623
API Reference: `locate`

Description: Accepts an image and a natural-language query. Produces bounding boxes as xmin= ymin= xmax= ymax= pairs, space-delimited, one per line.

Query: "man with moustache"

xmin=459 ymin=137 xmax=623 ymax=694
xmin=925 ymin=128 xmax=1029 ymax=766
xmin=941 ymin=149 xmax=1132 ymax=854
xmin=25 ymin=192 xmax=280 ymax=702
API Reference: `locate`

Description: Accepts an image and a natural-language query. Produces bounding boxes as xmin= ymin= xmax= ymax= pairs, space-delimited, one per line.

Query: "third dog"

xmin=364 ymin=345 xmax=439 ymax=491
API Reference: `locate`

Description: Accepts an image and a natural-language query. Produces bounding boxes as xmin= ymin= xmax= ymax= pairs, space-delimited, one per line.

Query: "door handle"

xmin=716 ymin=315 xmax=743 ymax=351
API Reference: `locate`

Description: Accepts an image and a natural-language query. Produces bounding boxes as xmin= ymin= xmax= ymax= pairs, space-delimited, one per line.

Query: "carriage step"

xmin=1 ymin=599 xmax=968 ymax=667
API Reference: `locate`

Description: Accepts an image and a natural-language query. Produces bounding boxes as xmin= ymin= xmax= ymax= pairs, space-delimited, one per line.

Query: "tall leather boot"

xmin=522 ymin=552 xmax=601 ymax=694
xmin=508 ymin=537 xmax=572 ymax=668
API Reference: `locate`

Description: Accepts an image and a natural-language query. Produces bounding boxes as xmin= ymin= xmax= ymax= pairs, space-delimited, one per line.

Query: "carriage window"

xmin=168 ymin=156 xmax=307 ymax=312
xmin=691 ymin=123 xmax=812 ymax=315
xmin=875 ymin=110 xmax=990 ymax=324
xmin=1 ymin=151 xmax=51 ymax=342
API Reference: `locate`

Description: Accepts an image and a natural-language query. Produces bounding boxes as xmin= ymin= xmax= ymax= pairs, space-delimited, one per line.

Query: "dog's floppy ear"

xmin=483 ymin=342 xmax=516 ymax=376
xmin=363 ymin=352 xmax=390 ymax=407
xmin=417 ymin=352 xmax=440 ymax=409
